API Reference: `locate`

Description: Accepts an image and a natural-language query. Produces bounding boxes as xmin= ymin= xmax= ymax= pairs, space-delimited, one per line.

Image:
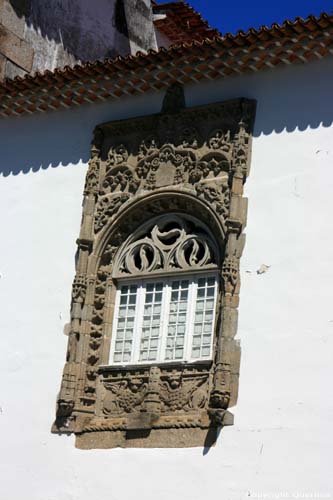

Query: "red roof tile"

xmin=0 ymin=11 xmax=332 ymax=117
xmin=152 ymin=1 xmax=220 ymax=43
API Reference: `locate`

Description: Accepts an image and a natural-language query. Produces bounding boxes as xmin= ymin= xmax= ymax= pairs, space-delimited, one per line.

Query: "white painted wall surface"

xmin=0 ymin=58 xmax=332 ymax=500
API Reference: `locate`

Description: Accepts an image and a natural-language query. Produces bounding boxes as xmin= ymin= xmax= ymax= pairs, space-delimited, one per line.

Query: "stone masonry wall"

xmin=0 ymin=0 xmax=157 ymax=79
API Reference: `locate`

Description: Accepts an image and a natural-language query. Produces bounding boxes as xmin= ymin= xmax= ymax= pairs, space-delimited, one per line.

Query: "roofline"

xmin=152 ymin=1 xmax=221 ymax=43
xmin=0 ymin=11 xmax=332 ymax=118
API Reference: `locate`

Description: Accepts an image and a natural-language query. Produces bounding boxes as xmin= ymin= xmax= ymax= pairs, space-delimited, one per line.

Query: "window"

xmin=110 ymin=274 xmax=218 ymax=365
xmin=52 ymin=97 xmax=255 ymax=448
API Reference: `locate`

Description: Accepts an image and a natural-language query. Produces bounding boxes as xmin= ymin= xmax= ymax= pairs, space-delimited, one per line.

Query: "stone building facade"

xmin=0 ymin=2 xmax=332 ymax=499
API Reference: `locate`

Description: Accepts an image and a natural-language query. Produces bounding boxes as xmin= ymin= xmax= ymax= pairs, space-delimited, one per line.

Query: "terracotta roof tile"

xmin=152 ymin=1 xmax=220 ymax=43
xmin=0 ymin=11 xmax=332 ymax=117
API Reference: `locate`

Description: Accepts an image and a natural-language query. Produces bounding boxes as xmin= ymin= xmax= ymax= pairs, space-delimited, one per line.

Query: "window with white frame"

xmin=110 ymin=273 xmax=218 ymax=365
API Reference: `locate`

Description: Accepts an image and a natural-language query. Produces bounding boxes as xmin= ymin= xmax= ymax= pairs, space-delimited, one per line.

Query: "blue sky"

xmin=181 ymin=0 xmax=333 ymax=34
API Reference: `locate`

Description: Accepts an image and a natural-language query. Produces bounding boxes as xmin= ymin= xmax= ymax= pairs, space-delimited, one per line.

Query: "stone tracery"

xmin=114 ymin=214 xmax=218 ymax=277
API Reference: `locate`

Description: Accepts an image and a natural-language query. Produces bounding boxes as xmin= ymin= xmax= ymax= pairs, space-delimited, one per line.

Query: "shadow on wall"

xmin=9 ymin=0 xmax=128 ymax=61
xmin=0 ymin=58 xmax=332 ymax=177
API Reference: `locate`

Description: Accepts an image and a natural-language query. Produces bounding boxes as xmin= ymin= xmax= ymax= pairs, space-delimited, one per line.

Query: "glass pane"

xmin=193 ymin=335 xmax=201 ymax=346
xmin=196 ymin=301 xmax=204 ymax=311
xmin=192 ymin=347 xmax=200 ymax=358
xmin=115 ymin=341 xmax=123 ymax=350
xmin=195 ymin=312 xmax=203 ymax=322
xmin=175 ymin=348 xmax=183 ymax=359
xmin=203 ymin=335 xmax=211 ymax=344
xmin=154 ymin=304 xmax=161 ymax=314
xmin=150 ymin=338 xmax=158 ymax=348
xmin=119 ymin=307 xmax=126 ymax=318
xmin=127 ymin=317 xmax=134 ymax=327
xmin=112 ymin=285 xmax=138 ymax=363
xmin=123 ymin=352 xmax=131 ymax=362
xmin=125 ymin=329 xmax=133 ymax=339
xmin=202 ymin=346 xmax=211 ymax=357
xmin=117 ymin=330 xmax=124 ymax=339
xmin=165 ymin=349 xmax=173 ymax=360
xmin=179 ymin=301 xmax=187 ymax=311
xmin=205 ymin=311 xmax=213 ymax=322
xmin=144 ymin=305 xmax=152 ymax=315
xmin=148 ymin=350 xmax=157 ymax=361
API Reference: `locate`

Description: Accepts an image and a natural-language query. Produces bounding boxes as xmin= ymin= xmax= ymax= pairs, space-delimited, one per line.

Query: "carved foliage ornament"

xmin=86 ymin=108 xmax=255 ymax=238
xmin=53 ymin=92 xmax=256 ymax=449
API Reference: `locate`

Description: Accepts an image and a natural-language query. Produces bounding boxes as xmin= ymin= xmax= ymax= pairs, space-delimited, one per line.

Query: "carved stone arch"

xmin=92 ymin=190 xmax=228 ymax=274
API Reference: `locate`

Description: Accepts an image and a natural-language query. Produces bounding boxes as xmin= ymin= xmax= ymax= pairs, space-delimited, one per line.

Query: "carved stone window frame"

xmin=52 ymin=89 xmax=256 ymax=449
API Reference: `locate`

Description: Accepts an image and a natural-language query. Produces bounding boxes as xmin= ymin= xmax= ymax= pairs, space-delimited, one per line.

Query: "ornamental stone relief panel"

xmin=52 ymin=86 xmax=256 ymax=449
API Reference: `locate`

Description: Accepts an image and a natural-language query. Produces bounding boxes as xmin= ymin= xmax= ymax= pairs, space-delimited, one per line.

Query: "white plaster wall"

xmin=0 ymin=57 xmax=333 ymax=500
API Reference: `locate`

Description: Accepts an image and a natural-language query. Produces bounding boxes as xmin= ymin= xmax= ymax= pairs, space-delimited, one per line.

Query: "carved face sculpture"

xmin=128 ymin=378 xmax=143 ymax=393
xmin=168 ymin=374 xmax=182 ymax=390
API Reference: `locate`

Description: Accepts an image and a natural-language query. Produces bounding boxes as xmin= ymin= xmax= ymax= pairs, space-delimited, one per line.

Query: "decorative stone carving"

xmin=222 ymin=256 xmax=239 ymax=295
xmin=100 ymin=363 xmax=210 ymax=425
xmin=159 ymin=371 xmax=208 ymax=412
xmin=114 ymin=214 xmax=218 ymax=278
xmin=101 ymin=167 xmax=139 ymax=196
xmin=52 ymin=92 xmax=256 ymax=448
xmin=103 ymin=378 xmax=148 ymax=415
xmin=72 ymin=274 xmax=87 ymax=304
xmin=195 ymin=180 xmax=230 ymax=221
xmin=137 ymin=145 xmax=195 ymax=190
xmin=94 ymin=194 xmax=130 ymax=233
xmin=84 ymin=146 xmax=100 ymax=195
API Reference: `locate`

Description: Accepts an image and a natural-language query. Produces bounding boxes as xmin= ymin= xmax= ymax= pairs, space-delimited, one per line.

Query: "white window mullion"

xmin=159 ymin=280 xmax=171 ymax=362
xmin=209 ymin=278 xmax=219 ymax=359
xmin=132 ymin=281 xmax=144 ymax=363
xmin=109 ymin=288 xmax=121 ymax=364
xmin=184 ymin=277 xmax=197 ymax=361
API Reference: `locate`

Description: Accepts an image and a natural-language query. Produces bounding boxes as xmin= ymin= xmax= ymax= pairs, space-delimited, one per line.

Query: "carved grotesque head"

xmin=168 ymin=374 xmax=182 ymax=389
xmin=129 ymin=378 xmax=143 ymax=393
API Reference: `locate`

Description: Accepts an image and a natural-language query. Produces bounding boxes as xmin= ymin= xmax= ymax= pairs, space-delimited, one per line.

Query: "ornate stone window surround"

xmin=52 ymin=89 xmax=256 ymax=449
